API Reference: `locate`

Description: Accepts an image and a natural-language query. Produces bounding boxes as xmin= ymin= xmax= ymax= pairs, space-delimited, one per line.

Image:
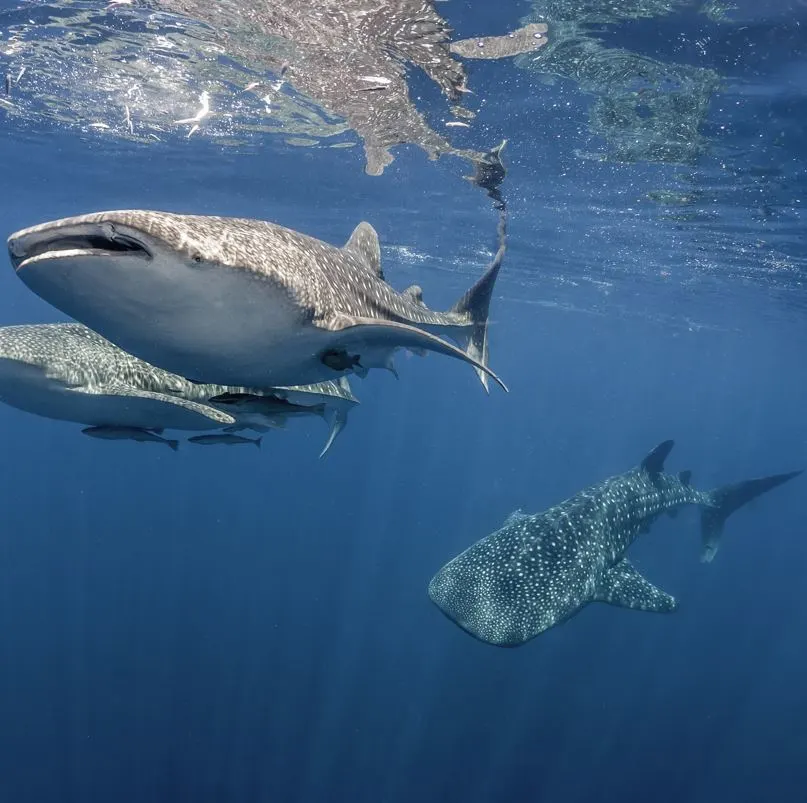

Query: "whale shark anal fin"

xmin=593 ymin=559 xmax=678 ymax=614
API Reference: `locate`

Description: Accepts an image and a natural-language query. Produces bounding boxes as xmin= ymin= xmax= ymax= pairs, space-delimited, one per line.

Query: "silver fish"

xmin=209 ymin=375 xmax=359 ymax=457
xmin=189 ymin=433 xmax=262 ymax=448
xmin=82 ymin=425 xmax=179 ymax=451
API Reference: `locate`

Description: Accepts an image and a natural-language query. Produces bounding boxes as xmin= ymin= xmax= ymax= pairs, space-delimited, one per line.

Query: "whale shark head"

xmin=8 ymin=210 xmax=308 ymax=385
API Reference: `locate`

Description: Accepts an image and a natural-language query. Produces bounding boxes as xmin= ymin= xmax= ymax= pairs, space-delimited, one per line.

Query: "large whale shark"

xmin=429 ymin=440 xmax=801 ymax=647
xmin=8 ymin=211 xmax=507 ymax=392
xmin=0 ymin=322 xmax=356 ymax=455
xmin=153 ymin=0 xmax=548 ymax=177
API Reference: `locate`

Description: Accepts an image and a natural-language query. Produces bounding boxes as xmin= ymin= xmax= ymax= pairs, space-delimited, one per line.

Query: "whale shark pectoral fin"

xmin=343 ymin=222 xmax=383 ymax=280
xmin=325 ymin=315 xmax=508 ymax=392
xmin=594 ymin=559 xmax=678 ymax=614
xmin=318 ymin=408 xmax=348 ymax=459
xmin=71 ymin=382 xmax=237 ymax=425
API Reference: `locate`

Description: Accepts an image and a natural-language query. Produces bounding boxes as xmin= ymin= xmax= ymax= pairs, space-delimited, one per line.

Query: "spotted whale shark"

xmin=0 ymin=322 xmax=356 ymax=455
xmin=428 ymin=440 xmax=801 ymax=647
xmin=154 ymin=0 xmax=548 ymax=177
xmin=8 ymin=211 xmax=507 ymax=392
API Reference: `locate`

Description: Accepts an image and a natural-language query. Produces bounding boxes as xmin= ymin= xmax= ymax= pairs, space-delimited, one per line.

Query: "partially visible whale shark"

xmin=0 ymin=322 xmax=356 ymax=455
xmin=0 ymin=322 xmax=236 ymax=431
xmin=429 ymin=440 xmax=801 ymax=647
xmin=154 ymin=0 xmax=548 ymax=177
xmin=8 ymin=211 xmax=507 ymax=392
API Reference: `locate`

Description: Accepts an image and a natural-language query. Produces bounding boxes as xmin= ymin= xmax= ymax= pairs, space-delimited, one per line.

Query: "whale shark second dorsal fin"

xmin=343 ymin=221 xmax=383 ymax=279
xmin=640 ymin=440 xmax=675 ymax=477
xmin=502 ymin=509 xmax=528 ymax=528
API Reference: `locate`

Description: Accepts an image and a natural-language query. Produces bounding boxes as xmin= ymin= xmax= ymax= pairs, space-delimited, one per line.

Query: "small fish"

xmin=222 ymin=423 xmax=274 ymax=434
xmin=188 ymin=434 xmax=262 ymax=448
xmin=82 ymin=425 xmax=179 ymax=451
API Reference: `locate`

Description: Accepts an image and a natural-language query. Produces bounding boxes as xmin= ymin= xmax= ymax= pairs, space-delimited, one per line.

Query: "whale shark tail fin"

xmin=450 ymin=249 xmax=505 ymax=393
xmin=450 ymin=173 xmax=508 ymax=394
xmin=701 ymin=470 xmax=802 ymax=563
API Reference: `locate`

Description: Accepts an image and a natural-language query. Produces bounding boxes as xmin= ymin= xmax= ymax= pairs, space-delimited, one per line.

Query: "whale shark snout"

xmin=8 ymin=214 xmax=156 ymax=272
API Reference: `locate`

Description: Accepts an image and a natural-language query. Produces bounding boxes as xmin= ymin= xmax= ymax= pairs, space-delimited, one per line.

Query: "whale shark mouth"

xmin=8 ymin=226 xmax=152 ymax=271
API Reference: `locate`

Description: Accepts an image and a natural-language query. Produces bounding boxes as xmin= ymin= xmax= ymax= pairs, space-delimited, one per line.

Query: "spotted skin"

xmin=0 ymin=322 xmax=352 ymax=445
xmin=9 ymin=211 xmax=506 ymax=390
xmin=429 ymin=441 xmax=801 ymax=647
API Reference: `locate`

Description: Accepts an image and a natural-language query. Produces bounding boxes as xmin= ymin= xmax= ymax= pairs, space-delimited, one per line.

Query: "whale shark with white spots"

xmin=0 ymin=322 xmax=356 ymax=455
xmin=8 ymin=211 xmax=507 ymax=392
xmin=429 ymin=440 xmax=801 ymax=647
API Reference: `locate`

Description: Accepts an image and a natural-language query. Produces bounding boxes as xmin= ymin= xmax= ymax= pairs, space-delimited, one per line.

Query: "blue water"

xmin=1 ymin=1 xmax=806 ymax=801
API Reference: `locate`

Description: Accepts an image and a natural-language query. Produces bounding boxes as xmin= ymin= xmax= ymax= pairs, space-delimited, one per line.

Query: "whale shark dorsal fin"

xmin=679 ymin=470 xmax=692 ymax=486
xmin=640 ymin=440 xmax=675 ymax=477
xmin=502 ymin=509 xmax=528 ymax=528
xmin=343 ymin=222 xmax=383 ymax=279
xmin=594 ymin=559 xmax=678 ymax=614
xmin=402 ymin=284 xmax=425 ymax=306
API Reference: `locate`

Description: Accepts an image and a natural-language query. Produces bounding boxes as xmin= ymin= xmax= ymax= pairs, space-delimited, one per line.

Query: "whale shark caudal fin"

xmin=449 ymin=226 xmax=506 ymax=393
xmin=594 ymin=559 xmax=678 ymax=614
xmin=700 ymin=469 xmax=803 ymax=563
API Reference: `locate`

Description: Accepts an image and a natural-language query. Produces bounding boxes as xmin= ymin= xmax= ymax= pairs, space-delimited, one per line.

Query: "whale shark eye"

xmin=191 ymin=253 xmax=202 ymax=264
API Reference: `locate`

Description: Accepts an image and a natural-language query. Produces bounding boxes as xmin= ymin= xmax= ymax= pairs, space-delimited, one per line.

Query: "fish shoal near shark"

xmin=428 ymin=440 xmax=801 ymax=647
xmin=8 ymin=211 xmax=508 ymax=392
xmin=0 ymin=322 xmax=357 ymax=456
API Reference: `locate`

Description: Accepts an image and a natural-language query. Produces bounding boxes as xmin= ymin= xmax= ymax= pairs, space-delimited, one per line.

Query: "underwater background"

xmin=1 ymin=0 xmax=806 ymax=801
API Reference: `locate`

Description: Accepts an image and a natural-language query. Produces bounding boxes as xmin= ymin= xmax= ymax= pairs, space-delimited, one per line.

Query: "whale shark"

xmin=0 ymin=322 xmax=356 ymax=454
xmin=153 ymin=0 xmax=548 ymax=177
xmin=8 ymin=211 xmax=507 ymax=392
xmin=428 ymin=440 xmax=801 ymax=647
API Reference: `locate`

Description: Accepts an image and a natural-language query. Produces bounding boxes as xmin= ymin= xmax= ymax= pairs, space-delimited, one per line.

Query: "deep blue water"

xmin=1 ymin=1 xmax=806 ymax=801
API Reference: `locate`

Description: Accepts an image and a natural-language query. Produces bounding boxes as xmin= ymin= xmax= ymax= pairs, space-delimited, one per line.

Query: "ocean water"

xmin=0 ymin=1 xmax=806 ymax=802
